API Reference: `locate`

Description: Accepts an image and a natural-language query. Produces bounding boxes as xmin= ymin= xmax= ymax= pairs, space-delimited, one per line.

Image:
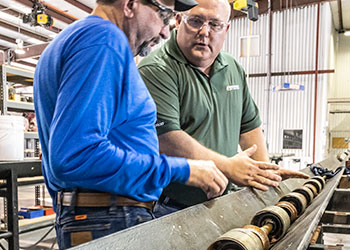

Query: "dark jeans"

xmin=153 ymin=197 xmax=186 ymax=218
xmin=55 ymin=205 xmax=155 ymax=249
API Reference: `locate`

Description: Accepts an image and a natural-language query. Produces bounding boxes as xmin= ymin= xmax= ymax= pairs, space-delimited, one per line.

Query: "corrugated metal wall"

xmin=331 ymin=33 xmax=350 ymax=98
xmin=223 ymin=3 xmax=332 ymax=162
xmin=328 ymin=103 xmax=350 ymax=156
xmin=326 ymin=15 xmax=350 ymax=157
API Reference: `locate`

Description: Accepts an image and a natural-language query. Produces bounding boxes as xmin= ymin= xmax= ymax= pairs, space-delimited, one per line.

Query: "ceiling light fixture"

xmin=344 ymin=31 xmax=350 ymax=37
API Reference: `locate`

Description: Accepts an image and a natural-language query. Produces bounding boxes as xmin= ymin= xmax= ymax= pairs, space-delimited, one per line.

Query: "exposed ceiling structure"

xmin=329 ymin=0 xmax=350 ymax=32
xmin=0 ymin=0 xmax=95 ymax=69
xmin=0 ymin=0 xmax=349 ymax=70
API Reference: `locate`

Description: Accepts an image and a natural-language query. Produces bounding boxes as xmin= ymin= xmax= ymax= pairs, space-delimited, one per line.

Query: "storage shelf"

xmin=3 ymin=65 xmax=34 ymax=79
xmin=7 ymin=100 xmax=34 ymax=112
xmin=24 ymin=132 xmax=39 ymax=139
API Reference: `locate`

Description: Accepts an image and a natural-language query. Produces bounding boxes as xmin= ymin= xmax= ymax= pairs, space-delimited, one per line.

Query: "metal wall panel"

xmin=223 ymin=4 xmax=332 ymax=163
xmin=328 ymin=103 xmax=350 ymax=156
xmin=223 ymin=14 xmax=268 ymax=74
xmin=332 ymin=34 xmax=350 ymax=99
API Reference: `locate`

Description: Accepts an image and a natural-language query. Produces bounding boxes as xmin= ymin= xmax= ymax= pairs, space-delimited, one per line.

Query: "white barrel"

xmin=0 ymin=115 xmax=24 ymax=161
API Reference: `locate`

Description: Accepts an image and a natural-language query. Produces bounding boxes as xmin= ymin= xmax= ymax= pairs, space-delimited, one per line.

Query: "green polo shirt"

xmin=138 ymin=30 xmax=261 ymax=206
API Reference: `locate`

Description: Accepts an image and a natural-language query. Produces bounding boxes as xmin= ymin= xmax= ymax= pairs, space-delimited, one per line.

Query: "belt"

xmin=57 ymin=192 xmax=155 ymax=210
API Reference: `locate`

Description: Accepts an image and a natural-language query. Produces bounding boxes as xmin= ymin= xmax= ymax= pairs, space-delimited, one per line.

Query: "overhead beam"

xmin=0 ymin=34 xmax=18 ymax=45
xmin=17 ymin=60 xmax=37 ymax=68
xmin=65 ymin=0 xmax=92 ymax=13
xmin=0 ymin=20 xmax=48 ymax=42
xmin=0 ymin=4 xmax=22 ymax=16
xmin=41 ymin=0 xmax=79 ymax=23
xmin=14 ymin=43 xmax=48 ymax=61
xmin=0 ymin=34 xmax=31 ymax=46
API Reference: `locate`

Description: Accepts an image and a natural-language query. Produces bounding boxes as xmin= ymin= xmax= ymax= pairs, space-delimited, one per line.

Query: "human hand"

xmin=186 ymin=160 xmax=228 ymax=199
xmin=270 ymin=169 xmax=310 ymax=180
xmin=227 ymin=145 xmax=282 ymax=191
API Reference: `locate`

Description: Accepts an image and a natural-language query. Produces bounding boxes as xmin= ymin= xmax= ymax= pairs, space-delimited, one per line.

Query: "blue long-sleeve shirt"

xmin=33 ymin=15 xmax=190 ymax=208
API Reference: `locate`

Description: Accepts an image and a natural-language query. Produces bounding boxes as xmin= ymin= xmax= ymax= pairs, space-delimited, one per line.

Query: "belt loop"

xmin=68 ymin=188 xmax=78 ymax=215
xmin=109 ymin=194 xmax=118 ymax=215
xmin=55 ymin=191 xmax=63 ymax=224
xmin=151 ymin=201 xmax=156 ymax=215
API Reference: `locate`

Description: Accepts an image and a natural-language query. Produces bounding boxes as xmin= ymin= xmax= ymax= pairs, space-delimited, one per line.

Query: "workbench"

xmin=0 ymin=160 xmax=42 ymax=250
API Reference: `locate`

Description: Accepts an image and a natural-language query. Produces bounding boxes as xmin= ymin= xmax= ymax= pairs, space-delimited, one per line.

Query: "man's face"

xmin=135 ymin=0 xmax=176 ymax=56
xmin=175 ymin=0 xmax=230 ymax=68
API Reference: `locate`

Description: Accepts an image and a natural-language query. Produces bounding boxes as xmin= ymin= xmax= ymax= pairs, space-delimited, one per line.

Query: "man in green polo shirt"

xmin=138 ymin=0 xmax=308 ymax=216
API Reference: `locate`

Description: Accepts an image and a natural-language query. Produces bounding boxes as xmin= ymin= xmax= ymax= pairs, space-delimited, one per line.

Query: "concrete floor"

xmin=0 ymin=227 xmax=58 ymax=250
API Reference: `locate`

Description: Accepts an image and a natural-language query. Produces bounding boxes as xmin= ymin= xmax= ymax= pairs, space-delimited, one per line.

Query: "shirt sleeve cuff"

xmin=156 ymin=122 xmax=181 ymax=136
xmin=165 ymin=155 xmax=190 ymax=184
xmin=241 ymin=116 xmax=262 ymax=134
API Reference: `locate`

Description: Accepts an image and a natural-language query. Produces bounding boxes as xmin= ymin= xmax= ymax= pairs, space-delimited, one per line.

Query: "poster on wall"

xmin=283 ymin=129 xmax=303 ymax=149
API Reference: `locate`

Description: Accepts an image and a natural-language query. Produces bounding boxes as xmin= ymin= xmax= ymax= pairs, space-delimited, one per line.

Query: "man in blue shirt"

xmin=34 ymin=0 xmax=229 ymax=248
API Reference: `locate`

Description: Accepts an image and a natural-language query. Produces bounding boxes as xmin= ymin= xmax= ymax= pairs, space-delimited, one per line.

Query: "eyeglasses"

xmin=146 ymin=0 xmax=176 ymax=26
xmin=182 ymin=15 xmax=228 ymax=33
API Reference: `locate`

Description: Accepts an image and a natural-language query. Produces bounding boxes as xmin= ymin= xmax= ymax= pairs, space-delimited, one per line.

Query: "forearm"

xmin=239 ymin=126 xmax=269 ymax=162
xmin=159 ymin=130 xmax=282 ymax=190
xmin=239 ymin=127 xmax=309 ymax=181
xmin=158 ymin=130 xmax=231 ymax=175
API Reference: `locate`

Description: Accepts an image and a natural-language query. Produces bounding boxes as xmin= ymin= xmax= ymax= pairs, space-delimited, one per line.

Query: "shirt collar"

xmin=164 ymin=29 xmax=229 ymax=73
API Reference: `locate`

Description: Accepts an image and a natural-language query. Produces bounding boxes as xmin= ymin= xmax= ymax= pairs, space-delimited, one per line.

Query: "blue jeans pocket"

xmin=55 ymin=206 xmax=154 ymax=249
xmin=57 ymin=216 xmax=113 ymax=249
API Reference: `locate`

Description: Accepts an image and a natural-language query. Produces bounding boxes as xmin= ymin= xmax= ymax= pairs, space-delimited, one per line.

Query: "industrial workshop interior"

xmin=0 ymin=0 xmax=349 ymax=249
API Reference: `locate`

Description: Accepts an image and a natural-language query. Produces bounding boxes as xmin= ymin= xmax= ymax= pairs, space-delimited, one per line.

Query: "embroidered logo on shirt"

xmin=155 ymin=121 xmax=165 ymax=128
xmin=226 ymin=85 xmax=240 ymax=91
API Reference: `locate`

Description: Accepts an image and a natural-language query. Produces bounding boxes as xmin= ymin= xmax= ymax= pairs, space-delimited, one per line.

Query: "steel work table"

xmin=0 ymin=160 xmax=42 ymax=250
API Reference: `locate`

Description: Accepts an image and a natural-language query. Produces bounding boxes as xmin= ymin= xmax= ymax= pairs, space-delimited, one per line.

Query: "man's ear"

xmin=124 ymin=0 xmax=138 ymax=18
xmin=175 ymin=13 xmax=182 ymax=29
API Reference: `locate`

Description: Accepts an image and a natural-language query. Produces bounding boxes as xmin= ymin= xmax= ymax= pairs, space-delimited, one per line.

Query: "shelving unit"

xmin=0 ymin=160 xmax=43 ymax=250
xmin=0 ymin=65 xmax=34 ymax=114
xmin=0 ymin=64 xmax=39 ymax=159
xmin=0 ymin=66 xmax=48 ymax=250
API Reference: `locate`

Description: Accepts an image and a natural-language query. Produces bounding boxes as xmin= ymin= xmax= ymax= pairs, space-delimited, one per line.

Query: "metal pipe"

xmin=337 ymin=0 xmax=344 ymax=32
xmin=247 ymin=69 xmax=334 ymax=78
xmin=312 ymin=3 xmax=320 ymax=163
xmin=265 ymin=0 xmax=272 ymax=149
xmin=0 ymin=50 xmax=5 ymax=64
